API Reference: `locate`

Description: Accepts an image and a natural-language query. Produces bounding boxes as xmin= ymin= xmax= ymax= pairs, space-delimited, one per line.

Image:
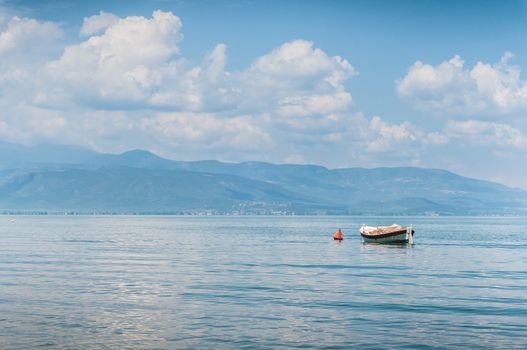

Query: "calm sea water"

xmin=1 ymin=216 xmax=526 ymax=349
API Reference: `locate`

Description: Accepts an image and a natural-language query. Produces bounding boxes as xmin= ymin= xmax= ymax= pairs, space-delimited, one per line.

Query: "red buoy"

xmin=333 ymin=228 xmax=343 ymax=240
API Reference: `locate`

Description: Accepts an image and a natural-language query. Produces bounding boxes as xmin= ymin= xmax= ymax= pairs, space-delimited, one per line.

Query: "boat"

xmin=360 ymin=224 xmax=414 ymax=244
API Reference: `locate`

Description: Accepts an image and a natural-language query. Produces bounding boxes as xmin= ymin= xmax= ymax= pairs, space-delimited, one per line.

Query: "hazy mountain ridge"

xmin=0 ymin=141 xmax=526 ymax=214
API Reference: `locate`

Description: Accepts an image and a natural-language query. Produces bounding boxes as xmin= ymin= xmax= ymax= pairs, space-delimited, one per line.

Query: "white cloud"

xmin=44 ymin=10 xmax=183 ymax=108
xmin=446 ymin=120 xmax=527 ymax=150
xmin=277 ymin=92 xmax=352 ymax=118
xmin=396 ymin=53 xmax=527 ymax=115
xmin=15 ymin=11 xmax=359 ymax=164
xmin=366 ymin=116 xmax=418 ymax=152
xmin=140 ymin=112 xmax=272 ymax=155
xmin=0 ymin=10 xmax=484 ymax=170
xmin=0 ymin=11 xmax=362 ymax=161
xmin=249 ymin=39 xmax=355 ymax=82
xmin=0 ymin=16 xmax=63 ymax=56
xmin=40 ymin=11 xmax=354 ymax=120
xmin=0 ymin=16 xmax=65 ymax=143
xmin=364 ymin=116 xmax=449 ymax=152
xmin=80 ymin=11 xmax=119 ymax=36
xmin=240 ymin=40 xmax=355 ymax=117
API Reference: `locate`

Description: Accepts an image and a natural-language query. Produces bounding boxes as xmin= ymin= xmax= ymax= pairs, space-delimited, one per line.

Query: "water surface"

xmin=1 ymin=216 xmax=526 ymax=349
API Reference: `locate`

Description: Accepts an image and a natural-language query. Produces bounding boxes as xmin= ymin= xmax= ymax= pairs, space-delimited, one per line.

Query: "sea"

xmin=1 ymin=215 xmax=526 ymax=349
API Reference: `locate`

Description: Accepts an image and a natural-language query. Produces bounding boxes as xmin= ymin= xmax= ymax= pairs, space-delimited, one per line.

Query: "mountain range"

xmin=0 ymin=141 xmax=526 ymax=215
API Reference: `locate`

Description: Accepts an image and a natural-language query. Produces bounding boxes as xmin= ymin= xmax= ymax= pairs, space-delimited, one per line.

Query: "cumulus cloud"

xmin=0 ymin=16 xmax=63 ymax=56
xmin=363 ymin=116 xmax=449 ymax=152
xmin=1 ymin=11 xmax=359 ymax=152
xmin=446 ymin=120 xmax=527 ymax=150
xmin=0 ymin=16 xmax=65 ymax=143
xmin=141 ymin=112 xmax=271 ymax=151
xmin=44 ymin=10 xmax=183 ymax=108
xmin=240 ymin=40 xmax=355 ymax=116
xmin=396 ymin=53 xmax=527 ymax=115
xmin=367 ymin=116 xmax=418 ymax=152
xmin=0 ymin=10 xmax=472 ymax=168
xmin=46 ymin=24 xmax=355 ymax=117
xmin=80 ymin=11 xmax=119 ymax=36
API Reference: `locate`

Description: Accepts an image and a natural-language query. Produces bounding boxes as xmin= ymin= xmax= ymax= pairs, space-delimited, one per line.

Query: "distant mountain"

xmin=0 ymin=141 xmax=177 ymax=170
xmin=0 ymin=167 xmax=316 ymax=213
xmin=0 ymin=141 xmax=526 ymax=214
xmin=0 ymin=141 xmax=103 ymax=168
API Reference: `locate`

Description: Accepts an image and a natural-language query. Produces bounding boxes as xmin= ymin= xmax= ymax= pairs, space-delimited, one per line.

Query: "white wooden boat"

xmin=360 ymin=224 xmax=414 ymax=244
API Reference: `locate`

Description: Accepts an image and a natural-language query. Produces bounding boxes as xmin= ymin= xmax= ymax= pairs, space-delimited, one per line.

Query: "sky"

xmin=1 ymin=0 xmax=527 ymax=188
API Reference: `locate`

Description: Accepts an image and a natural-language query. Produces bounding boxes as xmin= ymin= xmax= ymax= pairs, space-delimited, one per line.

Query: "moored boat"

xmin=360 ymin=224 xmax=414 ymax=244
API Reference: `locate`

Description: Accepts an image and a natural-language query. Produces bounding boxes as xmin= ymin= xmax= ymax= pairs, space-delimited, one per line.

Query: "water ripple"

xmin=0 ymin=215 xmax=526 ymax=349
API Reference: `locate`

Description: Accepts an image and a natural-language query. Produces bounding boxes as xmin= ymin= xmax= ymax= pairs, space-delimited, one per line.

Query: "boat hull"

xmin=360 ymin=229 xmax=414 ymax=244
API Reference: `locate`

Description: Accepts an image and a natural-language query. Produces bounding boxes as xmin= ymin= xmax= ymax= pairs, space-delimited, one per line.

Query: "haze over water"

xmin=1 ymin=216 xmax=526 ymax=349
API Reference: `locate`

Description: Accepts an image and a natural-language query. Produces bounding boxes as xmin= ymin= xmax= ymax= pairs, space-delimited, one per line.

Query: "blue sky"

xmin=1 ymin=0 xmax=527 ymax=187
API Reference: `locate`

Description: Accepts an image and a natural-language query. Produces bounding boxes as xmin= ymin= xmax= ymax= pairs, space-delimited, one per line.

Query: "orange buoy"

xmin=333 ymin=228 xmax=343 ymax=240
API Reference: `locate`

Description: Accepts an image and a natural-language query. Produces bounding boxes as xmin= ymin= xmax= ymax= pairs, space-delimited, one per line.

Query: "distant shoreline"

xmin=1 ymin=212 xmax=526 ymax=217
